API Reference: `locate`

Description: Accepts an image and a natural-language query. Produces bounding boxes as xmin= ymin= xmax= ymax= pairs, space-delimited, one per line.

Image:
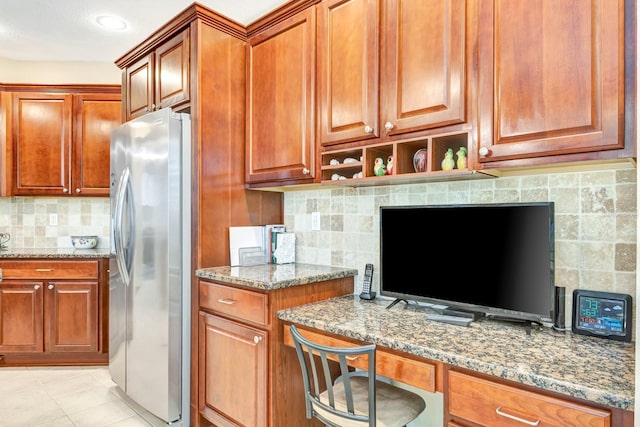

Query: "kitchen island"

xmin=278 ymin=295 xmax=635 ymax=426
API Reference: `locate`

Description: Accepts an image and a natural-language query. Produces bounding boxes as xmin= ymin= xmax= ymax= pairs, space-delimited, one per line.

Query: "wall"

xmin=0 ymin=57 xmax=120 ymax=84
xmin=284 ymin=167 xmax=637 ymax=329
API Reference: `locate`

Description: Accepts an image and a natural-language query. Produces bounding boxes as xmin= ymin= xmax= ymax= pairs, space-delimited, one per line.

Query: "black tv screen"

xmin=380 ymin=202 xmax=555 ymax=324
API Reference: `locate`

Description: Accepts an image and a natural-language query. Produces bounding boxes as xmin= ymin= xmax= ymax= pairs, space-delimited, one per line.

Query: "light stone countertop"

xmin=277 ymin=295 xmax=635 ymax=412
xmin=0 ymin=248 xmax=111 ymax=258
xmin=195 ymin=263 xmax=358 ymax=290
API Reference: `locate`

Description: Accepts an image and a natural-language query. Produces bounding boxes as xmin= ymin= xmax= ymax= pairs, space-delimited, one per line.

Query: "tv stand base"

xmin=385 ymin=298 xmax=408 ymax=309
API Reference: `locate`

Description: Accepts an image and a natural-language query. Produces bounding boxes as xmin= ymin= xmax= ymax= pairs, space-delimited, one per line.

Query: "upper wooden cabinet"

xmin=123 ymin=29 xmax=190 ymax=121
xmin=318 ymin=0 xmax=470 ymax=146
xmin=246 ymin=7 xmax=317 ymax=186
xmin=9 ymin=88 xmax=121 ymax=197
xmin=74 ymin=94 xmax=122 ymax=196
xmin=475 ymin=0 xmax=630 ymax=168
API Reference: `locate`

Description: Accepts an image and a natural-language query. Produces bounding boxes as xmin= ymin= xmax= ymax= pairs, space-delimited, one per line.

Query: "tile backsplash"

xmin=0 ymin=197 xmax=110 ymax=249
xmin=1 ymin=168 xmax=636 ymax=327
xmin=284 ymin=168 xmax=637 ymax=326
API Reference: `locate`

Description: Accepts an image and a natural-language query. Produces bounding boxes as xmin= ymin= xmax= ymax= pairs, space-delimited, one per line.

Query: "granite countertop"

xmin=0 ymin=248 xmax=111 ymax=258
xmin=277 ymin=295 xmax=635 ymax=412
xmin=195 ymin=263 xmax=358 ymax=290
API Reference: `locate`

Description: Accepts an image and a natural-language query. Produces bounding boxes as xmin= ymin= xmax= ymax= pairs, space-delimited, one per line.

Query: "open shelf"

xmin=321 ymin=132 xmax=488 ymax=185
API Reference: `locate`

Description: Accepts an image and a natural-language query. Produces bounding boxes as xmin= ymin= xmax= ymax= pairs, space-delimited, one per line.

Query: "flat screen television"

xmin=380 ymin=202 xmax=555 ymax=325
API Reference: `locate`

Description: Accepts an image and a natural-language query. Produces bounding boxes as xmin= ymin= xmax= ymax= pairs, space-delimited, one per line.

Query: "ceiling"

xmin=0 ymin=0 xmax=290 ymax=63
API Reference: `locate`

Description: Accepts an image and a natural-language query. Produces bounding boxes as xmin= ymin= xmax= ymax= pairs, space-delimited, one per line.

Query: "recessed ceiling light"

xmin=96 ymin=15 xmax=127 ymax=31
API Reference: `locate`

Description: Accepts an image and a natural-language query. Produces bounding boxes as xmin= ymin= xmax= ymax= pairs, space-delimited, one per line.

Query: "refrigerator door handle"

xmin=114 ymin=168 xmax=133 ymax=286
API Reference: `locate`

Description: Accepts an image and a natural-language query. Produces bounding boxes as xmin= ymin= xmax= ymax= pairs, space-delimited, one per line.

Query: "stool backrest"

xmin=289 ymin=324 xmax=377 ymax=426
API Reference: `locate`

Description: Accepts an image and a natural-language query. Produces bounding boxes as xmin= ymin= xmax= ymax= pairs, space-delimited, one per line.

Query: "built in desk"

xmin=278 ymin=295 xmax=635 ymax=427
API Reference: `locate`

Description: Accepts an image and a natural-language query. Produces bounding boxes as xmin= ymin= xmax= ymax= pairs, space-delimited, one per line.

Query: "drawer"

xmin=283 ymin=325 xmax=437 ymax=392
xmin=0 ymin=260 xmax=99 ymax=280
xmin=199 ymin=280 xmax=268 ymax=326
xmin=448 ymin=370 xmax=611 ymax=427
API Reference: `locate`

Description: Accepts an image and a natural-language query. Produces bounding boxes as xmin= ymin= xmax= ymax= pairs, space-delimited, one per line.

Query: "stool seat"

xmin=289 ymin=324 xmax=427 ymax=427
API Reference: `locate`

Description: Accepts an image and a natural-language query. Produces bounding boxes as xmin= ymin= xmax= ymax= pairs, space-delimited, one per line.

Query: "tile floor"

xmin=0 ymin=366 xmax=167 ymax=426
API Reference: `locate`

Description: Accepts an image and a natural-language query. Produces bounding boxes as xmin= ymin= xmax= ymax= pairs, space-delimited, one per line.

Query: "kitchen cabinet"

xmin=9 ymin=87 xmax=121 ymax=197
xmin=245 ymin=7 xmax=317 ymax=186
xmin=475 ymin=0 xmax=631 ymax=169
xmin=197 ymin=276 xmax=353 ymax=427
xmin=0 ymin=258 xmax=107 ymax=365
xmin=316 ymin=0 xmax=483 ymax=186
xmin=318 ymin=0 xmax=471 ymax=146
xmin=73 ymin=93 xmax=122 ymax=196
xmin=199 ymin=312 xmax=268 ymax=427
xmin=447 ymin=370 xmax=612 ymax=427
xmin=123 ymin=29 xmax=190 ymax=121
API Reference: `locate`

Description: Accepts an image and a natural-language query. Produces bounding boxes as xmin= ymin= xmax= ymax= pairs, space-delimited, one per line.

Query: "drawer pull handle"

xmin=345 ymin=355 xmax=359 ymax=361
xmin=35 ymin=269 xmax=53 ymax=272
xmin=217 ymin=298 xmax=236 ymax=305
xmin=495 ymin=407 xmax=540 ymax=426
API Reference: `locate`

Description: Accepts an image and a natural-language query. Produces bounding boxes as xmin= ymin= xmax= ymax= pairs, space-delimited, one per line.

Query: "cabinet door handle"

xmin=384 ymin=121 xmax=394 ymax=131
xmin=302 ymin=168 xmax=310 ymax=175
xmin=217 ymin=298 xmax=236 ymax=305
xmin=253 ymin=336 xmax=262 ymax=344
xmin=345 ymin=355 xmax=359 ymax=361
xmin=62 ymin=188 xmax=69 ymax=193
xmin=479 ymin=147 xmax=490 ymax=157
xmin=364 ymin=125 xmax=373 ymax=134
xmin=75 ymin=188 xmax=81 ymax=193
xmin=35 ymin=269 xmax=53 ymax=272
xmin=495 ymin=407 xmax=540 ymax=426
xmin=48 ymin=284 xmax=54 ymax=290
xmin=34 ymin=284 xmax=40 ymax=290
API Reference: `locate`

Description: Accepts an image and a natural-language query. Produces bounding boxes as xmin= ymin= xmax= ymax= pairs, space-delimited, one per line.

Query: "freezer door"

xmin=109 ymin=108 xmax=186 ymax=424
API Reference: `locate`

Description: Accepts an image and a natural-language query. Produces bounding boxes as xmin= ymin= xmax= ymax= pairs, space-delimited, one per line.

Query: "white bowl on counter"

xmin=71 ymin=235 xmax=99 ymax=249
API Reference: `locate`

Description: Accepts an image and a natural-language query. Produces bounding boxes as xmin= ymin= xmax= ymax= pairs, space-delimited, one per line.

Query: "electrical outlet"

xmin=311 ymin=212 xmax=320 ymax=231
xmin=49 ymin=214 xmax=58 ymax=226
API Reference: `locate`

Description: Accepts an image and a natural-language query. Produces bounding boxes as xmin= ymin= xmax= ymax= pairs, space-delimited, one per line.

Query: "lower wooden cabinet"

xmin=196 ymin=276 xmax=354 ymax=427
xmin=199 ymin=312 xmax=268 ymax=427
xmin=447 ymin=370 xmax=612 ymax=427
xmin=0 ymin=258 xmax=108 ymax=365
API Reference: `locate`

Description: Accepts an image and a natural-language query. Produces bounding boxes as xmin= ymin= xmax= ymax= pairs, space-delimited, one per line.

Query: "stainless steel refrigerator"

xmin=109 ymin=108 xmax=191 ymax=426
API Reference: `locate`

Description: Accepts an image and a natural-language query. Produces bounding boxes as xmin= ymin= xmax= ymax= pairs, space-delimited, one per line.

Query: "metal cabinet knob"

xmin=302 ymin=168 xmax=310 ymax=175
xmin=34 ymin=284 xmax=40 ymax=290
xmin=253 ymin=336 xmax=262 ymax=344
xmin=75 ymin=188 xmax=81 ymax=193
xmin=479 ymin=147 xmax=490 ymax=157
xmin=364 ymin=125 xmax=373 ymax=134
xmin=48 ymin=284 xmax=54 ymax=290
xmin=384 ymin=121 xmax=394 ymax=131
xmin=62 ymin=188 xmax=68 ymax=193
xmin=151 ymin=103 xmax=157 ymax=111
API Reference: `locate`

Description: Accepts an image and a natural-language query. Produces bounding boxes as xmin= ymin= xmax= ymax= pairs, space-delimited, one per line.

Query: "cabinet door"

xmin=246 ymin=8 xmax=316 ymax=184
xmin=45 ymin=281 xmax=98 ymax=353
xmin=125 ymin=53 xmax=154 ymax=120
xmin=155 ymin=29 xmax=190 ymax=111
xmin=0 ymin=281 xmax=44 ymax=352
xmin=11 ymin=93 xmax=73 ymax=195
xmin=73 ymin=93 xmax=121 ymax=196
xmin=477 ymin=0 xmax=624 ymax=165
xmin=317 ymin=0 xmax=379 ymax=146
xmin=199 ymin=312 xmax=267 ymax=427
xmin=380 ymin=0 xmax=467 ymax=136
